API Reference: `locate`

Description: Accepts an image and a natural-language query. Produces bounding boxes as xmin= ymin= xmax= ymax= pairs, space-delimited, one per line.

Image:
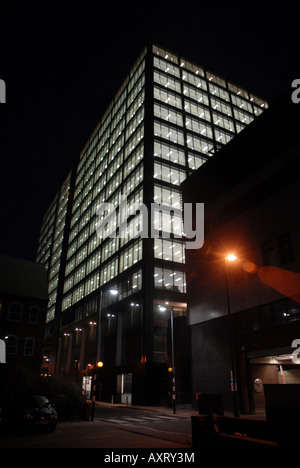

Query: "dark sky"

xmin=0 ymin=3 xmax=299 ymax=262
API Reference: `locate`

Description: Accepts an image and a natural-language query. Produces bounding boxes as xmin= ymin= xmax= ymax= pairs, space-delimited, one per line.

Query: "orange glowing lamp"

xmin=226 ymin=254 xmax=237 ymax=262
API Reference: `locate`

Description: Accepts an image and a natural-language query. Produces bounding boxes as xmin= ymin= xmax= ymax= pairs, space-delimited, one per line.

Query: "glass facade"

xmin=36 ymin=172 xmax=71 ymax=323
xmin=36 ymin=44 xmax=268 ymax=393
xmin=48 ymin=51 xmax=145 ymax=324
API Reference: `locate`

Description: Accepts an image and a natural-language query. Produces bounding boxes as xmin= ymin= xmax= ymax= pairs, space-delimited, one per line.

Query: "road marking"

xmin=100 ymin=418 xmax=127 ymax=424
xmin=123 ymin=417 xmax=145 ymax=422
xmin=141 ymin=416 xmax=161 ymax=421
xmin=156 ymin=415 xmax=177 ymax=420
xmin=98 ymin=413 xmax=189 ymax=426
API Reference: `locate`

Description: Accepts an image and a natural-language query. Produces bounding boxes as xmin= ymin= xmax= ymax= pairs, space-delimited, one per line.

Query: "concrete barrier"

xmin=191 ymin=414 xmax=278 ymax=448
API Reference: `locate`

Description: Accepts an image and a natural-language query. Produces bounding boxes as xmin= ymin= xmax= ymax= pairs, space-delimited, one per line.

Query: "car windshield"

xmin=27 ymin=396 xmax=50 ymax=409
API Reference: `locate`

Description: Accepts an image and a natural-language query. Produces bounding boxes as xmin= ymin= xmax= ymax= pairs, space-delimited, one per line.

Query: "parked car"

xmin=0 ymin=395 xmax=58 ymax=432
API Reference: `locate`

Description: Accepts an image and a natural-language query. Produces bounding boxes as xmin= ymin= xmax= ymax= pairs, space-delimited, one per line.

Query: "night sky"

xmin=0 ymin=3 xmax=299 ymax=262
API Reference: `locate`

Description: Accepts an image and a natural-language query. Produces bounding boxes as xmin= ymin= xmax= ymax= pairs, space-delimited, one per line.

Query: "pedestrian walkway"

xmin=95 ymin=401 xmax=266 ymax=420
xmin=98 ymin=412 xmax=187 ymax=427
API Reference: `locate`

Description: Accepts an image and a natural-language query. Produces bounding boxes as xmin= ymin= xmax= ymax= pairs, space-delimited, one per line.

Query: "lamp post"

xmin=160 ymin=305 xmax=176 ymax=414
xmin=96 ymin=288 xmax=118 ymax=364
xmin=91 ymin=287 xmax=118 ymax=421
xmin=225 ymin=254 xmax=240 ymax=418
xmin=170 ymin=306 xmax=176 ymax=415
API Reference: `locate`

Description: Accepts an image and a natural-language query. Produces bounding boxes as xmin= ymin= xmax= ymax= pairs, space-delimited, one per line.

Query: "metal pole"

xmin=91 ymin=373 xmax=97 ymax=421
xmin=90 ymin=289 xmax=103 ymax=422
xmin=96 ymin=289 xmax=103 ymax=364
xmin=170 ymin=307 xmax=176 ymax=414
xmin=225 ymin=258 xmax=239 ymax=417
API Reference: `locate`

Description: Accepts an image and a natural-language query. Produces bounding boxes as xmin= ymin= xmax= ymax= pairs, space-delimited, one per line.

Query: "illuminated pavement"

xmin=0 ymin=405 xmax=193 ymax=448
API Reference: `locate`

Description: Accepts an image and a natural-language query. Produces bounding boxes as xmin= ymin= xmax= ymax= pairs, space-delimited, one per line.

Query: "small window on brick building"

xmin=6 ymin=336 xmax=18 ymax=355
xmin=24 ymin=338 xmax=35 ymax=356
xmin=29 ymin=307 xmax=39 ymax=324
xmin=8 ymin=303 xmax=22 ymax=322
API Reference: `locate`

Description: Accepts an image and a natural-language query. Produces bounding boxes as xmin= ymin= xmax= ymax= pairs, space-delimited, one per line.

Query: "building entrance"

xmin=117 ymin=373 xmax=132 ymax=405
xmin=249 ymin=349 xmax=300 ymax=413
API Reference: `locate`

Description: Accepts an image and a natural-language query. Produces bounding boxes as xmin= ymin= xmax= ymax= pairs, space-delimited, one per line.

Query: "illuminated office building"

xmin=36 ymin=44 xmax=267 ymax=405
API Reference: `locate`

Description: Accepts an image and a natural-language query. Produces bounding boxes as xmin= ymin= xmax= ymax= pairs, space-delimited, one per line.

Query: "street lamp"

xmin=226 ymin=254 xmax=237 ymax=262
xmin=110 ymin=289 xmax=119 ymax=296
xmin=96 ymin=287 xmax=119 ymax=363
xmin=91 ymin=287 xmax=118 ymax=422
xmin=159 ymin=305 xmax=176 ymax=414
xmin=225 ymin=254 xmax=240 ymax=417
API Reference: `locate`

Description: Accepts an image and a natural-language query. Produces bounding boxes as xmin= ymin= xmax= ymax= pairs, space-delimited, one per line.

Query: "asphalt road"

xmin=0 ymin=404 xmax=194 ymax=450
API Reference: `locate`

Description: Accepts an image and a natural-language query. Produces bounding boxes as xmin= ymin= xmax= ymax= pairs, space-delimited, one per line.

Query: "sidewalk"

xmin=94 ymin=401 xmax=195 ymax=417
xmin=95 ymin=401 xmax=267 ymax=420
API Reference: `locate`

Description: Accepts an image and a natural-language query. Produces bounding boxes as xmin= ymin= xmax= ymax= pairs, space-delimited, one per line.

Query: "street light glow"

xmin=109 ymin=289 xmax=118 ymax=295
xmin=226 ymin=254 xmax=237 ymax=262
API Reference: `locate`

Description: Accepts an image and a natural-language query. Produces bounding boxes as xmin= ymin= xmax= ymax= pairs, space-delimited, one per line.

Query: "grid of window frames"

xmin=151 ymin=44 xmax=267 ymax=362
xmin=151 ymin=44 xmax=268 ymax=283
xmin=36 ymin=173 xmax=71 ymax=323
xmin=38 ymin=44 xmax=268 ymax=327
xmin=61 ymin=50 xmax=146 ymax=313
